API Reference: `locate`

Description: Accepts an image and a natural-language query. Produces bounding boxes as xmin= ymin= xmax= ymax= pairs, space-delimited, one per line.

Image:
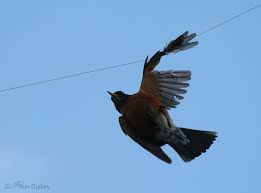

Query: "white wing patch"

xmin=155 ymin=70 xmax=191 ymax=109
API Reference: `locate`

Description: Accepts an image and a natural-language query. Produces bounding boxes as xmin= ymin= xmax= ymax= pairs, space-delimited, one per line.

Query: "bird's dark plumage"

xmin=108 ymin=31 xmax=217 ymax=164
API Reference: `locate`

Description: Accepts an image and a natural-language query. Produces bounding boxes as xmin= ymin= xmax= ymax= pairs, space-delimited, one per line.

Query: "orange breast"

xmin=121 ymin=92 xmax=161 ymax=140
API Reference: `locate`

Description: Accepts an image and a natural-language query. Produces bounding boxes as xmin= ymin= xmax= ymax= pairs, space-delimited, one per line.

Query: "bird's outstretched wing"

xmin=140 ymin=31 xmax=198 ymax=109
xmin=119 ymin=116 xmax=172 ymax=164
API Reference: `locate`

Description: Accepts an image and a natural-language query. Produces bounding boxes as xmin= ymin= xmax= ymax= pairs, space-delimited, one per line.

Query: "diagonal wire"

xmin=0 ymin=60 xmax=143 ymax=93
xmin=0 ymin=2 xmax=260 ymax=93
xmin=197 ymin=3 xmax=261 ymax=36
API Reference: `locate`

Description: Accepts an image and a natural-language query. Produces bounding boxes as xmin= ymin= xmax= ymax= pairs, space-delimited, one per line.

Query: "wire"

xmin=197 ymin=3 xmax=261 ymax=36
xmin=1 ymin=3 xmax=260 ymax=93
xmin=0 ymin=60 xmax=143 ymax=93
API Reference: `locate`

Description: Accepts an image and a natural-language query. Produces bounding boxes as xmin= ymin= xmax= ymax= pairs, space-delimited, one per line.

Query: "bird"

xmin=108 ymin=31 xmax=217 ymax=164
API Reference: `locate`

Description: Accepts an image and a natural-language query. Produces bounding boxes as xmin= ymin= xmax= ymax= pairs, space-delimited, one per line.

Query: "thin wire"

xmin=0 ymin=60 xmax=143 ymax=93
xmin=1 ymin=3 xmax=260 ymax=93
xmin=197 ymin=3 xmax=261 ymax=36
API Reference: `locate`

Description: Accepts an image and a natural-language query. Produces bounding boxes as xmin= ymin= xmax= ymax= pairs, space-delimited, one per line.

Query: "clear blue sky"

xmin=0 ymin=0 xmax=261 ymax=192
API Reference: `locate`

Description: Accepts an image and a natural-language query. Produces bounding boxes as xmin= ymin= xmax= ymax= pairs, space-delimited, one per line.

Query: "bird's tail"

xmin=169 ymin=128 xmax=217 ymax=162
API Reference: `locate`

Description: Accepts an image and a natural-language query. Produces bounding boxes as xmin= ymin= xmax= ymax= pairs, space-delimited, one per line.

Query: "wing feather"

xmin=119 ymin=116 xmax=172 ymax=164
xmin=139 ymin=31 xmax=197 ymax=109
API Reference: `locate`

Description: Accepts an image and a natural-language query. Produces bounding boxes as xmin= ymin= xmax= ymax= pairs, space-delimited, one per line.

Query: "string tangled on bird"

xmin=108 ymin=31 xmax=217 ymax=164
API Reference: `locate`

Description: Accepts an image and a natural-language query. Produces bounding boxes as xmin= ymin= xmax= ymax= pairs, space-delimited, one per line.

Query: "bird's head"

xmin=107 ymin=91 xmax=129 ymax=113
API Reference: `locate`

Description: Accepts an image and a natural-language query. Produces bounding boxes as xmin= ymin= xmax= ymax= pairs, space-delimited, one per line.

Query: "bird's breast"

xmin=121 ymin=93 xmax=161 ymax=140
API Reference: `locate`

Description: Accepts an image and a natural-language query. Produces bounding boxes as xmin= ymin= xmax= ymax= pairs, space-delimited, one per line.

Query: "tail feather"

xmin=170 ymin=128 xmax=217 ymax=162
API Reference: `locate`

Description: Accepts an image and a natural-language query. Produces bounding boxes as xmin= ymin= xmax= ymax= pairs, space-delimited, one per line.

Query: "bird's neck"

xmin=114 ymin=94 xmax=130 ymax=113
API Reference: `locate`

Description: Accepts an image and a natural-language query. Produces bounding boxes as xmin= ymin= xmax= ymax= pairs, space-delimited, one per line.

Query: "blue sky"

xmin=0 ymin=0 xmax=261 ymax=192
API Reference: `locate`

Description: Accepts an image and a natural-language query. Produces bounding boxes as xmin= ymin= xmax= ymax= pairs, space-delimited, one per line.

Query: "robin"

xmin=108 ymin=31 xmax=217 ymax=164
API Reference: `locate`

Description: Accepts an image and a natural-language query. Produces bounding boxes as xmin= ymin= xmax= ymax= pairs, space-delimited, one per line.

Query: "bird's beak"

xmin=107 ymin=91 xmax=117 ymax=98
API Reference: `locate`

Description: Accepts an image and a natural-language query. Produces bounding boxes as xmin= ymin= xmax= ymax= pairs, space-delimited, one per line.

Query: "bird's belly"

xmin=122 ymin=100 xmax=160 ymax=140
